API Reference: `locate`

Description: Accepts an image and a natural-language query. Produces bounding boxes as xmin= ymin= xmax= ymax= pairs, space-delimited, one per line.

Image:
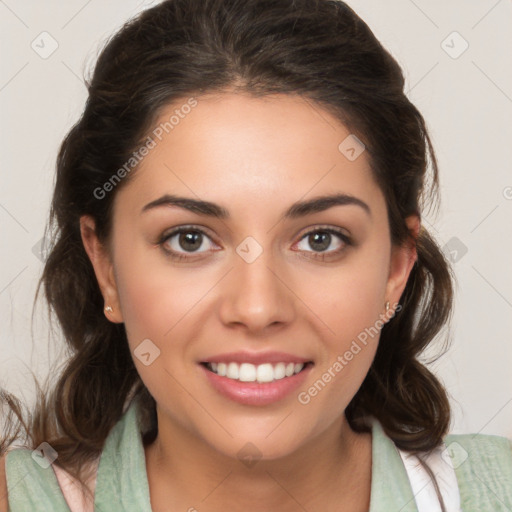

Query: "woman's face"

xmin=82 ymin=92 xmax=417 ymax=460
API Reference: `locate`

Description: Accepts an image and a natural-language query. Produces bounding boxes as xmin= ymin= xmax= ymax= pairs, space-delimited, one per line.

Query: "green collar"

xmin=94 ymin=398 xmax=419 ymax=511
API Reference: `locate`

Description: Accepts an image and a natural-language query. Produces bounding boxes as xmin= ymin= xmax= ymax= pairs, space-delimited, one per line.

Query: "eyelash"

xmin=157 ymin=225 xmax=352 ymax=262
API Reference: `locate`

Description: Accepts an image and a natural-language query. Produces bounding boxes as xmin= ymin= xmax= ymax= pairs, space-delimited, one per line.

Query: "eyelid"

xmin=294 ymin=223 xmax=351 ymax=241
xmin=158 ymin=224 xmax=218 ymax=245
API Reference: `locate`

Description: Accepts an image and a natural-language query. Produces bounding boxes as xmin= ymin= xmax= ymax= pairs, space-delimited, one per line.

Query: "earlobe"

xmin=79 ymin=215 xmax=124 ymax=323
xmin=384 ymin=215 xmax=420 ymax=309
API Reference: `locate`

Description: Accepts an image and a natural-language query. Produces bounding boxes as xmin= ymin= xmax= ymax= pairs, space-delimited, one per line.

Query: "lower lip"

xmin=200 ymin=363 xmax=313 ymax=406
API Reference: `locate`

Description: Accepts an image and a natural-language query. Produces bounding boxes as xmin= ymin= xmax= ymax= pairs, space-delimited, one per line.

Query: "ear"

xmin=384 ymin=214 xmax=420 ymax=312
xmin=80 ymin=215 xmax=124 ymax=323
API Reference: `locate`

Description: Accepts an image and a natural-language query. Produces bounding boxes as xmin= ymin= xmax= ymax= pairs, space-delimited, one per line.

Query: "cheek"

xmin=296 ymin=280 xmax=384 ymax=422
xmin=295 ymin=244 xmax=389 ymax=403
xmin=301 ymin=245 xmax=390 ymax=346
xmin=114 ymin=245 xmax=202 ymax=343
xmin=113 ymin=252 xmax=208 ymax=406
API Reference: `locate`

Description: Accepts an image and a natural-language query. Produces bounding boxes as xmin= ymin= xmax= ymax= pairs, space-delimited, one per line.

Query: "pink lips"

xmin=199 ymin=351 xmax=314 ymax=406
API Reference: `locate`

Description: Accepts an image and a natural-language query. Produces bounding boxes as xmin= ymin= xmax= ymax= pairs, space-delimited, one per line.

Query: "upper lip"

xmin=200 ymin=351 xmax=313 ymax=365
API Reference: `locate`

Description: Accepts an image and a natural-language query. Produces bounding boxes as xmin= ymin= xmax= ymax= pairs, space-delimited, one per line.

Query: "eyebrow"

xmin=141 ymin=192 xmax=371 ymax=219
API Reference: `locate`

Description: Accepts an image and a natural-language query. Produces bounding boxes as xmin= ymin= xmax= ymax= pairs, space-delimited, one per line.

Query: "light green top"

xmin=5 ymin=396 xmax=512 ymax=511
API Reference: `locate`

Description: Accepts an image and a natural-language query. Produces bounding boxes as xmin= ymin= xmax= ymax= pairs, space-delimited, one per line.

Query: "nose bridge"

xmin=219 ymin=235 xmax=295 ymax=331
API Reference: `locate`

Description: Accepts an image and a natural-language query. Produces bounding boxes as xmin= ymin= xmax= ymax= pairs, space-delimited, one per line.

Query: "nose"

xmin=218 ymin=247 xmax=296 ymax=334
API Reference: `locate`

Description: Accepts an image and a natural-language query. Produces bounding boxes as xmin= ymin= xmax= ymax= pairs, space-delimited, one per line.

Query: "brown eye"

xmin=305 ymin=232 xmax=332 ymax=252
xmin=176 ymin=231 xmax=203 ymax=252
xmin=159 ymin=226 xmax=217 ymax=259
xmin=295 ymin=227 xmax=351 ymax=259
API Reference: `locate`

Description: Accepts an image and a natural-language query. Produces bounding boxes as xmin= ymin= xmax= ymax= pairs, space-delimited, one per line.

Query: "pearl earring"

xmin=104 ymin=305 xmax=113 ymax=313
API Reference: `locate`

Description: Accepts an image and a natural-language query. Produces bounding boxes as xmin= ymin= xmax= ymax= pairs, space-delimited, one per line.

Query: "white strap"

xmin=398 ymin=443 xmax=462 ymax=512
xmin=51 ymin=395 xmax=137 ymax=511
xmin=52 ymin=458 xmax=99 ymax=512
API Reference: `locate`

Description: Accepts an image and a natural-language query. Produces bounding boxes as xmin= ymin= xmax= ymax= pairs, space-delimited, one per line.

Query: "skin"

xmin=81 ymin=92 xmax=419 ymax=511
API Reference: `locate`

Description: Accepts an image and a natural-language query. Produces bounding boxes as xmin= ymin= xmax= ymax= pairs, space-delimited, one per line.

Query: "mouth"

xmin=199 ymin=356 xmax=314 ymax=406
xmin=200 ymin=361 xmax=314 ymax=383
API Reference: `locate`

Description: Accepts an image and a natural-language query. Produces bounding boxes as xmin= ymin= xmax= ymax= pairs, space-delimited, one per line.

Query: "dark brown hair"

xmin=1 ymin=0 xmax=454 ymax=507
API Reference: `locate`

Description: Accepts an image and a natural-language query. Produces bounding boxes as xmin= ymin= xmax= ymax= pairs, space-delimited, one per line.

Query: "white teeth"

xmin=206 ymin=361 xmax=306 ymax=382
xmin=274 ymin=363 xmax=286 ymax=380
xmin=239 ymin=363 xmax=256 ymax=382
xmin=256 ymin=363 xmax=274 ymax=383
xmin=226 ymin=362 xmax=239 ymax=379
xmin=217 ymin=362 xmax=227 ymax=376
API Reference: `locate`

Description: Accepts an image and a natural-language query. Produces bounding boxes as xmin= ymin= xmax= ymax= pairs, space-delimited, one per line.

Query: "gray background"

xmin=1 ymin=0 xmax=511 ymax=437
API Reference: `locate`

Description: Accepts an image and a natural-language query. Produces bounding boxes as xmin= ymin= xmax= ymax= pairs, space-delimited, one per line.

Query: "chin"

xmin=198 ymin=418 xmax=312 ymax=463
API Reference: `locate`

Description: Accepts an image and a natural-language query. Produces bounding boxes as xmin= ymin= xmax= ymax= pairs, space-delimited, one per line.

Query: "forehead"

xmin=114 ymin=92 xmax=385 ymax=219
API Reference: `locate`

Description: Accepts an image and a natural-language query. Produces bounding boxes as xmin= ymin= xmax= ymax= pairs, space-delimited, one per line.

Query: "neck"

xmin=144 ymin=407 xmax=373 ymax=511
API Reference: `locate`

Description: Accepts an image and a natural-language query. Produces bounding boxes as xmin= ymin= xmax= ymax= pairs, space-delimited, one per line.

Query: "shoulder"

xmin=443 ymin=431 xmax=512 ymax=507
xmin=1 ymin=446 xmax=72 ymax=511
xmin=444 ymin=430 xmax=512 ymax=465
xmin=0 ymin=454 xmax=7 ymax=512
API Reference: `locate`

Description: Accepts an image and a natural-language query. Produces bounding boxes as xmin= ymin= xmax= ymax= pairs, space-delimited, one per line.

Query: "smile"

xmin=203 ymin=361 xmax=309 ymax=383
xmin=199 ymin=359 xmax=314 ymax=406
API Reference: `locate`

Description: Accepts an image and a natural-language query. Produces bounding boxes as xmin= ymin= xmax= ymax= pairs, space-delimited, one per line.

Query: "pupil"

xmin=310 ymin=232 xmax=330 ymax=252
xmin=180 ymin=231 xmax=202 ymax=251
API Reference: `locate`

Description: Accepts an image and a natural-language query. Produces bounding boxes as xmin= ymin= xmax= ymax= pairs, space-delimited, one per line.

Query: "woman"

xmin=1 ymin=0 xmax=511 ymax=510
